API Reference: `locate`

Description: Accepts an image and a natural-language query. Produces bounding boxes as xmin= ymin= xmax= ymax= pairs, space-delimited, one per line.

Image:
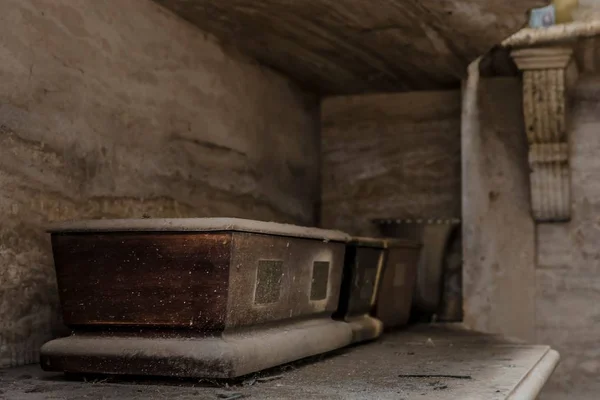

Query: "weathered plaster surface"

xmin=321 ymin=91 xmax=461 ymax=236
xmin=536 ymin=74 xmax=600 ymax=399
xmin=462 ymin=72 xmax=600 ymax=398
xmin=0 ymin=0 xmax=319 ymax=367
xmin=461 ymin=77 xmax=536 ymax=341
xmin=155 ymin=0 xmax=544 ymax=94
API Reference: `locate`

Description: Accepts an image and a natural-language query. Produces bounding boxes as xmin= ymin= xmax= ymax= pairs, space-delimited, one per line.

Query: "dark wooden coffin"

xmin=40 ymin=218 xmax=353 ymax=378
xmin=375 ymin=219 xmax=459 ymax=316
xmin=373 ymin=239 xmax=422 ymax=329
xmin=335 ymin=237 xmax=386 ymax=343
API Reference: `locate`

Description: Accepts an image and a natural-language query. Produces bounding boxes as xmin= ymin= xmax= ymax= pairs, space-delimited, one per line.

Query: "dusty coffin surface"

xmin=5 ymin=325 xmax=560 ymax=399
xmin=47 ymin=217 xmax=350 ymax=240
xmin=41 ymin=218 xmax=353 ymax=378
xmin=154 ymin=0 xmax=546 ymax=94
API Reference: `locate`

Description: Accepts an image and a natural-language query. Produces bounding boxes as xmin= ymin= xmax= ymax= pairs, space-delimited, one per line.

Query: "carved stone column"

xmin=511 ymin=46 xmax=578 ymax=222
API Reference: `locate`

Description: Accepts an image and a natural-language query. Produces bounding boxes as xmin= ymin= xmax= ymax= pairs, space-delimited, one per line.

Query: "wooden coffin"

xmin=40 ymin=218 xmax=353 ymax=378
xmin=373 ymin=239 xmax=422 ymax=329
xmin=375 ymin=219 xmax=458 ymax=317
xmin=335 ymin=237 xmax=386 ymax=343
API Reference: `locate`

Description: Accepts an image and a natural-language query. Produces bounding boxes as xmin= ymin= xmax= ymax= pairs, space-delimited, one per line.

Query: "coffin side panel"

xmin=51 ymin=232 xmax=231 ymax=330
xmin=226 ymin=233 xmax=345 ymax=328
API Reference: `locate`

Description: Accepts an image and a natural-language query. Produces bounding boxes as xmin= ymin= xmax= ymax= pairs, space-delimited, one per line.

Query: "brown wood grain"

xmin=51 ymin=233 xmax=232 ymax=331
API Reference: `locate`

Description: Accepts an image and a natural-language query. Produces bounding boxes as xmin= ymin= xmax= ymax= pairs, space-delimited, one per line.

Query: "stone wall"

xmin=462 ymin=72 xmax=600 ymax=399
xmin=0 ymin=0 xmax=319 ymax=367
xmin=321 ymin=91 xmax=462 ymax=236
xmin=537 ymin=74 xmax=600 ymax=399
xmin=461 ymin=76 xmax=536 ymax=341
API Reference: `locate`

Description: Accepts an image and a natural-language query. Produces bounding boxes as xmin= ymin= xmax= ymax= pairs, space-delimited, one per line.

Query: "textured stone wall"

xmin=0 ymin=0 xmax=319 ymax=367
xmin=537 ymin=74 xmax=600 ymax=399
xmin=155 ymin=0 xmax=543 ymax=94
xmin=462 ymin=73 xmax=600 ymax=399
xmin=461 ymin=76 xmax=536 ymax=342
xmin=321 ymin=91 xmax=461 ymax=236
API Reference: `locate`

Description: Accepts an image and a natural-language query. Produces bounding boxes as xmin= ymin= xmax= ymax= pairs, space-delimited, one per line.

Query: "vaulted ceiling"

xmin=155 ymin=0 xmax=547 ymax=94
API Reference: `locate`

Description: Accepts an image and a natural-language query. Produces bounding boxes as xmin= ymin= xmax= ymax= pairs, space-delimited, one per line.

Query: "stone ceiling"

xmin=155 ymin=0 xmax=547 ymax=94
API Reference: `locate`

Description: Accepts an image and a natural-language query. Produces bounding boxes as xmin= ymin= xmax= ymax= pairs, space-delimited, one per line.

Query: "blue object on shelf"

xmin=529 ymin=5 xmax=556 ymax=28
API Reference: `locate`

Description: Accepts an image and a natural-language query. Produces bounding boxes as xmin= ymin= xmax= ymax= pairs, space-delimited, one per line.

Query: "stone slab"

xmin=0 ymin=325 xmax=559 ymax=400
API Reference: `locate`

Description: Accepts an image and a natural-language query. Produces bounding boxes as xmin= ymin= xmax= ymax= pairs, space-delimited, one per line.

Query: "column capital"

xmin=511 ymin=45 xmax=575 ymax=70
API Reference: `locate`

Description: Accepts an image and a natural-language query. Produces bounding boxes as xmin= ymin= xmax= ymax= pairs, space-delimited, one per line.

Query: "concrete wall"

xmin=461 ymin=77 xmax=536 ymax=341
xmin=0 ymin=0 xmax=320 ymax=367
xmin=321 ymin=91 xmax=462 ymax=236
xmin=537 ymin=74 xmax=600 ymax=399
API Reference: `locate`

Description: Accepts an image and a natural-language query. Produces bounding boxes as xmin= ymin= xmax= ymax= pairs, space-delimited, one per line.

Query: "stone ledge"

xmin=503 ymin=21 xmax=600 ymax=48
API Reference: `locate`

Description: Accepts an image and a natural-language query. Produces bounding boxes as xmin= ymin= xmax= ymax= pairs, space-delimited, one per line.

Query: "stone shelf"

xmin=0 ymin=324 xmax=559 ymax=399
xmin=503 ymin=20 xmax=600 ymax=48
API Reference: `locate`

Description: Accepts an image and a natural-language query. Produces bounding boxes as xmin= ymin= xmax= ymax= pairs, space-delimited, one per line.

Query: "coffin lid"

xmin=47 ymin=218 xmax=351 ymax=242
xmin=350 ymin=236 xmax=421 ymax=249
